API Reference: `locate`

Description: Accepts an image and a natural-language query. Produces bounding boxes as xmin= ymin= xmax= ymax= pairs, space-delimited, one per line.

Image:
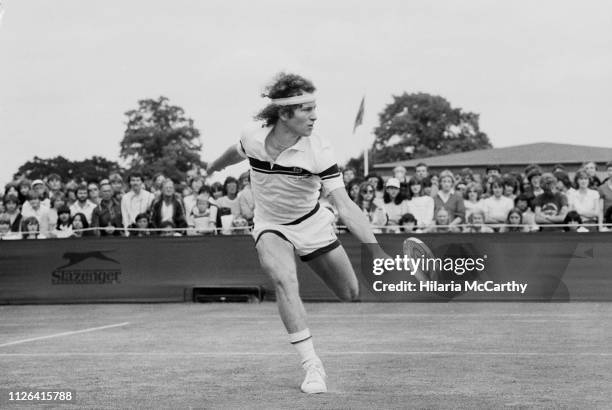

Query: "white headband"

xmin=270 ymin=93 xmax=316 ymax=106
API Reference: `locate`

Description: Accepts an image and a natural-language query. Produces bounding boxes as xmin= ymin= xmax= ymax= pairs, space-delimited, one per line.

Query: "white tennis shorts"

xmin=252 ymin=203 xmax=340 ymax=261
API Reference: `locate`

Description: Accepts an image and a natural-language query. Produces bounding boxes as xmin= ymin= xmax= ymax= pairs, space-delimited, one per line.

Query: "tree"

xmin=120 ymin=96 xmax=204 ymax=182
xmin=346 ymin=92 xmax=492 ymax=172
xmin=13 ymin=156 xmax=122 ymax=183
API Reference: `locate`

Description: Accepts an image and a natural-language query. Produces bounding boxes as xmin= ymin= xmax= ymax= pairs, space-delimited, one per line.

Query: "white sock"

xmin=289 ymin=328 xmax=319 ymax=365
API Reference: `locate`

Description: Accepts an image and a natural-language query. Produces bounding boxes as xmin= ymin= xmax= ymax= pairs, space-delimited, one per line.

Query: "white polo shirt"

xmin=237 ymin=123 xmax=344 ymax=225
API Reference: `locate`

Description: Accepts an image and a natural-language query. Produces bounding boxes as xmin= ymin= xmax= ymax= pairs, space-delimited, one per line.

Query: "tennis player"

xmin=207 ymin=73 xmax=414 ymax=394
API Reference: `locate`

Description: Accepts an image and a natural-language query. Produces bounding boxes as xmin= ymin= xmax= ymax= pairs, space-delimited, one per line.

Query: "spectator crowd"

xmin=1 ymin=160 xmax=612 ymax=240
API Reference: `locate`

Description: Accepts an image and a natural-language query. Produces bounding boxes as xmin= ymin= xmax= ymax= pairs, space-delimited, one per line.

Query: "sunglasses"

xmin=361 ymin=189 xmax=374 ymax=194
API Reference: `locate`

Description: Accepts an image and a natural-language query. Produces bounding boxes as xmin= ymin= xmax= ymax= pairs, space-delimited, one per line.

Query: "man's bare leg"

xmin=305 ymin=245 xmax=360 ymax=302
xmin=256 ymin=233 xmax=327 ymax=393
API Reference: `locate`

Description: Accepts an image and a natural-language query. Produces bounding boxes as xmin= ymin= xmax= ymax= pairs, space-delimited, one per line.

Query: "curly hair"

xmin=254 ymin=72 xmax=316 ymax=126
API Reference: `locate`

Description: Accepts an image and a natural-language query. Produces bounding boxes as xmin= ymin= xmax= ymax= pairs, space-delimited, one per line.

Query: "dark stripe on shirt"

xmin=318 ymin=164 xmax=340 ymax=178
xmin=282 ymin=202 xmax=320 ymax=226
xmin=248 ymin=157 xmax=313 ymax=176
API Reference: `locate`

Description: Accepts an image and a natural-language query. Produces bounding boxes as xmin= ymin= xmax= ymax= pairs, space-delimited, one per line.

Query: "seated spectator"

xmin=554 ymin=171 xmax=572 ymax=198
xmin=216 ymin=177 xmax=241 ymax=217
xmin=567 ymin=170 xmax=600 ymax=231
xmin=582 ymin=161 xmax=601 ymax=188
xmin=463 ymin=182 xmax=485 ymax=221
xmin=483 ymin=165 xmax=502 ymax=195
xmin=365 ymin=174 xmax=385 ymax=204
xmin=47 ymin=173 xmax=63 ymax=199
xmin=597 ymin=161 xmax=612 ymax=231
xmin=65 ymin=185 xmax=77 ymax=207
xmin=433 ymin=170 xmax=465 ymax=230
xmin=424 ymin=207 xmax=461 ymax=233
xmin=4 ymin=183 xmax=20 ymax=203
xmin=21 ymin=191 xmax=51 ymax=236
xmin=381 ymin=178 xmax=408 ymax=229
xmin=17 ymin=179 xmax=31 ymax=205
xmin=0 ymin=213 xmax=21 ymax=240
xmin=393 ymin=166 xmax=410 ymax=198
xmin=534 ymin=173 xmax=568 ymax=231
xmin=459 ymin=167 xmax=474 ymax=184
xmin=21 ymin=216 xmax=46 ymax=239
xmin=463 ymin=210 xmax=494 ymax=233
xmin=563 ymin=211 xmax=589 ymax=233
xmin=158 ymin=220 xmax=182 ymax=237
xmin=70 ymin=184 xmax=97 ymax=224
xmin=187 ymin=191 xmax=218 ymax=235
xmin=210 ymin=182 xmax=224 ymax=202
xmin=150 ymin=179 xmax=188 ymax=233
xmin=88 ymin=182 xmax=101 ymax=206
xmin=71 ymin=213 xmax=94 ymax=238
xmin=91 ymin=180 xmax=123 ymax=237
xmin=129 ymin=213 xmax=153 ymax=237
xmin=52 ymin=205 xmax=74 ymax=238
xmin=500 ymin=208 xmax=528 ymax=233
xmin=151 ymin=173 xmax=166 ymax=201
xmin=482 ymin=176 xmax=514 ymax=229
xmin=398 ymin=213 xmax=422 ymax=233
xmin=183 ymin=175 xmax=205 ymax=217
xmin=428 ymin=173 xmax=440 ymax=197
xmin=31 ymin=179 xmax=50 ymax=208
xmin=405 ymin=178 xmax=434 ymax=230
xmin=526 ymin=167 xmax=544 ymax=198
xmin=502 ymin=175 xmax=520 ymax=202
xmin=342 ymin=166 xmax=357 ymax=185
xmin=3 ymin=194 xmax=22 ymax=232
xmin=514 ymin=194 xmax=538 ymax=232
xmin=237 ymin=171 xmax=255 ymax=224
xmin=109 ymin=172 xmax=125 ymax=201
xmin=47 ymin=192 xmax=67 ymax=229
xmin=121 ymin=172 xmax=155 ymax=235
xmin=346 ymin=179 xmax=362 ymax=203
xmin=354 ymin=181 xmax=387 ymax=233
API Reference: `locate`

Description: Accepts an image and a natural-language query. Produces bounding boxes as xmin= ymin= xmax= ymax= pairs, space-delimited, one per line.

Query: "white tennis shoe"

xmin=300 ymin=359 xmax=327 ymax=394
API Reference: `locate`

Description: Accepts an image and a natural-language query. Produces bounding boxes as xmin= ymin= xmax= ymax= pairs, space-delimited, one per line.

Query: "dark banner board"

xmin=0 ymin=233 xmax=610 ymax=303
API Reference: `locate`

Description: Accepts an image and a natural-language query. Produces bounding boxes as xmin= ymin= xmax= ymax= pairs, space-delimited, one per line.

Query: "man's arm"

xmin=207 ymin=145 xmax=245 ymax=174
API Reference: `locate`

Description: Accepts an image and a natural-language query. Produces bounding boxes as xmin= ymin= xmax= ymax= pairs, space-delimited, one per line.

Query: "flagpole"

xmin=353 ymin=95 xmax=366 ymax=177
xmin=363 ymin=136 xmax=368 ymax=177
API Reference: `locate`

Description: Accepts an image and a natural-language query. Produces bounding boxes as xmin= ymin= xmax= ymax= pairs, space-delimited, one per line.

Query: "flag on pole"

xmin=353 ymin=96 xmax=365 ymax=134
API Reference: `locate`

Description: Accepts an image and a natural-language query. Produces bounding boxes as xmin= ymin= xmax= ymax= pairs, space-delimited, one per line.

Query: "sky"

xmin=1 ymin=0 xmax=611 ymax=186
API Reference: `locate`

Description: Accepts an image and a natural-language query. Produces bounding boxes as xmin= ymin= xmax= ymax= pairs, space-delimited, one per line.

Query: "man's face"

xmin=415 ymin=166 xmax=428 ymax=179
xmin=49 ymin=179 xmax=61 ymax=191
xmin=487 ymin=170 xmax=500 ymax=178
xmin=440 ymin=177 xmax=453 ymax=192
xmin=162 ymin=182 xmax=174 ymax=197
xmin=76 ymin=189 xmax=88 ymax=202
xmin=283 ymin=102 xmax=317 ymax=136
xmin=100 ymin=184 xmax=113 ymax=201
xmin=130 ymin=177 xmax=142 ymax=191
xmin=584 ymin=162 xmax=596 ymax=177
